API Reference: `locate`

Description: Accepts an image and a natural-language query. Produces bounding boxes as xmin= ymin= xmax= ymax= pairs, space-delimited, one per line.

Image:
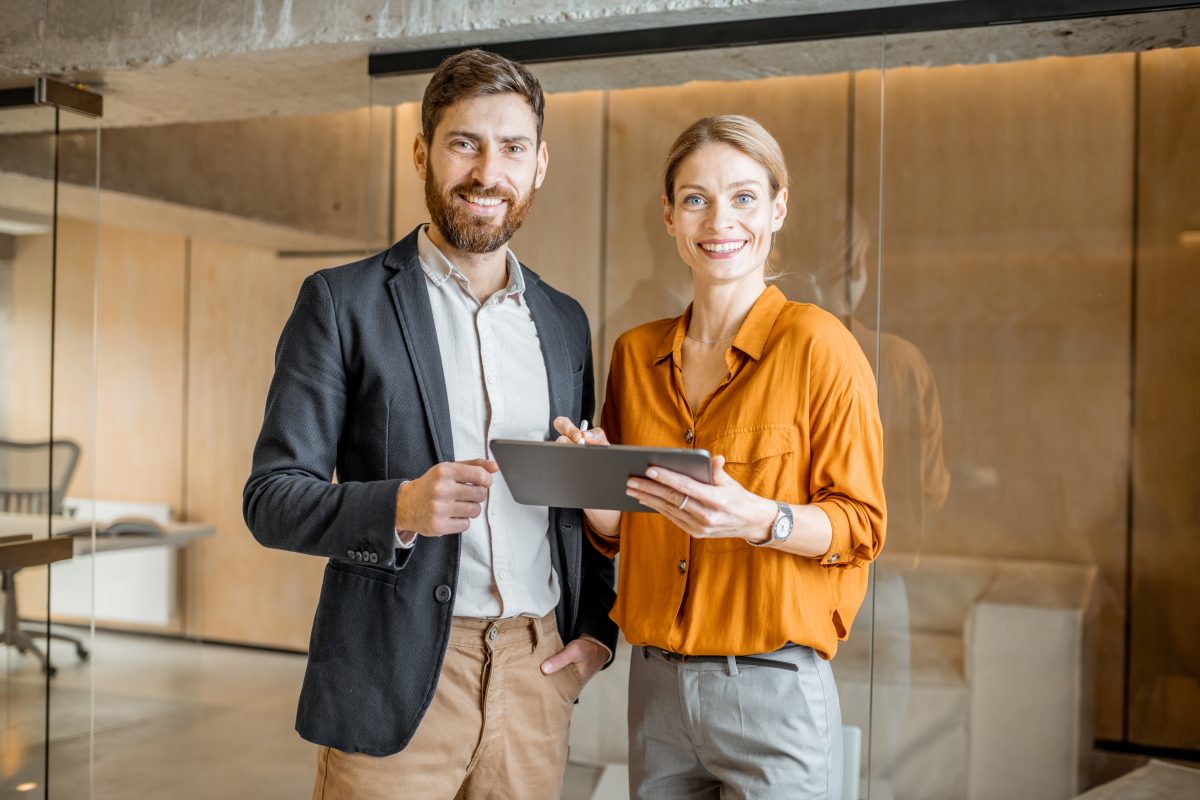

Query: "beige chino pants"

xmin=312 ymin=612 xmax=582 ymax=800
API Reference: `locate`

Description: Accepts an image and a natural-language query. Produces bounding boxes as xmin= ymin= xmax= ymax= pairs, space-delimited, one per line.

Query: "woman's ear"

xmin=662 ymin=194 xmax=676 ymax=235
xmin=771 ymin=187 xmax=789 ymax=233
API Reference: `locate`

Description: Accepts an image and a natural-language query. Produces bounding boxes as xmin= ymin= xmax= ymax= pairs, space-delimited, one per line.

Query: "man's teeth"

xmin=464 ymin=195 xmax=503 ymax=206
xmin=701 ymin=241 xmax=746 ymax=253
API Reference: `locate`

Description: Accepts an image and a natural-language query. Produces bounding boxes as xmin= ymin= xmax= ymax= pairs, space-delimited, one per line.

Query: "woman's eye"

xmin=734 ymin=193 xmax=755 ymax=205
xmin=683 ymin=195 xmax=705 ymax=207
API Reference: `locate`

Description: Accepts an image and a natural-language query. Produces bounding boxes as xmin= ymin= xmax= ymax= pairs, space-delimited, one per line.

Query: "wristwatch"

xmin=753 ymin=501 xmax=793 ymax=547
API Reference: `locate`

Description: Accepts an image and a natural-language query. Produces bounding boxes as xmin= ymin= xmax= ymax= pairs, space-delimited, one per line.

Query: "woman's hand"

xmin=552 ymin=416 xmax=611 ymax=447
xmin=625 ymin=455 xmax=777 ymax=542
xmin=551 ymin=417 xmax=621 ymax=540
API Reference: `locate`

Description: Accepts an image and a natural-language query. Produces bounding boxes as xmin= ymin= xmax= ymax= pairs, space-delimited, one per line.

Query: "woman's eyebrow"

xmin=678 ymin=179 xmax=764 ymax=192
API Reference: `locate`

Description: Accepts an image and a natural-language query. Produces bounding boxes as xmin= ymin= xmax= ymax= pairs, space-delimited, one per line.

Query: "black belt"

xmin=645 ymin=645 xmax=801 ymax=673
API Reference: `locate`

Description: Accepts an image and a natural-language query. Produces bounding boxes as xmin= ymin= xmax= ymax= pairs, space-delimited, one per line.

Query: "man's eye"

xmin=506 ymin=145 xmax=525 ymax=154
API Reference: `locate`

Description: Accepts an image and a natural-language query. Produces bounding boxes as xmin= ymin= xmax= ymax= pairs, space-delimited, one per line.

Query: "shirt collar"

xmin=416 ymin=225 xmax=526 ymax=301
xmin=654 ymin=284 xmax=788 ymax=366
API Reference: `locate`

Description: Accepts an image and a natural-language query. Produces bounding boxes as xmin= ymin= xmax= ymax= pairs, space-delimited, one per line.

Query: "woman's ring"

xmin=678 ymin=495 xmax=689 ymax=511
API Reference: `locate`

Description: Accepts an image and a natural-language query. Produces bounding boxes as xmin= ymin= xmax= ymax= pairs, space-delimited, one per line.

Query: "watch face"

xmin=774 ymin=515 xmax=793 ymax=541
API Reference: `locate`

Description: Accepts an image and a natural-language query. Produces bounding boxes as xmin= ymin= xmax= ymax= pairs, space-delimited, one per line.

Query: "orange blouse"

xmin=590 ymin=285 xmax=886 ymax=659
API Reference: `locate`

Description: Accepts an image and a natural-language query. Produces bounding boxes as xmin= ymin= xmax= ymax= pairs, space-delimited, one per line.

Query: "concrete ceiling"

xmin=1 ymin=1 xmax=1197 ymax=133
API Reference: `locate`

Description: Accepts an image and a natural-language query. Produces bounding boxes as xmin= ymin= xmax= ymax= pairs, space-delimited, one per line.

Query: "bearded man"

xmin=243 ymin=49 xmax=617 ymax=800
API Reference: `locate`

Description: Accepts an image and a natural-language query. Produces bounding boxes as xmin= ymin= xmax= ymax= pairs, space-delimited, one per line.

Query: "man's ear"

xmin=662 ymin=194 xmax=676 ymax=235
xmin=413 ymin=134 xmax=428 ymax=181
xmin=534 ymin=139 xmax=549 ymax=190
xmin=770 ymin=187 xmax=789 ymax=233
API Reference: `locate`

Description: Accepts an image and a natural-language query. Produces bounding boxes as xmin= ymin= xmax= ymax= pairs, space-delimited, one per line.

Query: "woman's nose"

xmin=706 ymin=207 xmax=734 ymax=231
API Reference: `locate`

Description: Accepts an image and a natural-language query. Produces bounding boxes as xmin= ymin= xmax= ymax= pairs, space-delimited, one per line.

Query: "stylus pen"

xmin=578 ymin=420 xmax=589 ymax=444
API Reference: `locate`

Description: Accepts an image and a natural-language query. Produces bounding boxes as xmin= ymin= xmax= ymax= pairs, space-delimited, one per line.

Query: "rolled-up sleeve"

xmin=807 ymin=329 xmax=887 ymax=568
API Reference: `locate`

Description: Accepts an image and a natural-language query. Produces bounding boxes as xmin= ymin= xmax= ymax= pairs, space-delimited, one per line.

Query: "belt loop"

xmin=726 ymin=655 xmax=739 ymax=677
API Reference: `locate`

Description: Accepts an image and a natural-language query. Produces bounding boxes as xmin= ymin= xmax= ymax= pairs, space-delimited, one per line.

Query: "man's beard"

xmin=425 ymin=170 xmax=537 ymax=254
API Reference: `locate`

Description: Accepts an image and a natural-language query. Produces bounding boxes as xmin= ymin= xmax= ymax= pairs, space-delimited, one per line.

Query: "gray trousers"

xmin=628 ymin=645 xmax=843 ymax=800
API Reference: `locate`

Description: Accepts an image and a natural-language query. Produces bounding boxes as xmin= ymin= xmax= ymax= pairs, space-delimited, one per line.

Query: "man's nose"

xmin=472 ymin=148 xmax=504 ymax=187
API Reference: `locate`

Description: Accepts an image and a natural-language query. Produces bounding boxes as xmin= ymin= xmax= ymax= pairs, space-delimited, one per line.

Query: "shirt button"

xmin=497 ymin=569 xmax=509 ymax=581
xmin=678 ymin=559 xmax=687 ymax=573
xmin=684 ymin=430 xmax=694 ymax=445
xmin=486 ymin=374 xmax=495 ymax=385
xmin=827 ymin=553 xmax=840 ymax=564
xmin=488 ymin=626 xmax=499 ymax=641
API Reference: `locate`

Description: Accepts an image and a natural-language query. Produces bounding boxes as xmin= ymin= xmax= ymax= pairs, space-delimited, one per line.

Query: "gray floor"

xmin=0 ymin=629 xmax=602 ymax=799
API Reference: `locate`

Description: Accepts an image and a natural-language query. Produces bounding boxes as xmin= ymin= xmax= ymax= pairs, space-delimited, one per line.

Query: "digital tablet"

xmin=490 ymin=439 xmax=712 ymax=512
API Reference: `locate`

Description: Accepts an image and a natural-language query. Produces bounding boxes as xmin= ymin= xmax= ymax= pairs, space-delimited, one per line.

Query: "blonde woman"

xmin=555 ymin=115 xmax=886 ymax=799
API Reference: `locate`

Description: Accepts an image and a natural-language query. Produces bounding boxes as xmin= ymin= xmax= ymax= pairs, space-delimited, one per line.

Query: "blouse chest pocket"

xmin=709 ymin=424 xmax=802 ymax=504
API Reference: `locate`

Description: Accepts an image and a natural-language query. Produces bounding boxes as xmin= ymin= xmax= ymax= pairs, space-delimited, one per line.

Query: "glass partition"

xmin=371 ymin=31 xmax=890 ymax=799
xmin=0 ymin=75 xmax=100 ymax=799
xmin=368 ymin=9 xmax=1199 ymax=799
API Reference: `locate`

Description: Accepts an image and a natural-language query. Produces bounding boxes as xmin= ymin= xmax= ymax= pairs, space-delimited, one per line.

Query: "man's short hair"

xmin=421 ymin=49 xmax=545 ymax=143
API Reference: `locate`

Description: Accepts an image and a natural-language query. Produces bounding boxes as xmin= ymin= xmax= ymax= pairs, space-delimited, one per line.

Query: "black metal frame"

xmin=0 ymin=78 xmax=102 ymax=117
xmin=370 ymin=0 xmax=1200 ymax=76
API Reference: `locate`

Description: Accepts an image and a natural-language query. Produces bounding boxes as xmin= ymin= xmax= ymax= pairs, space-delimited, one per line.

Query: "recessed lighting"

xmin=1181 ymin=231 xmax=1200 ymax=246
xmin=16 ymin=783 xmax=38 ymax=792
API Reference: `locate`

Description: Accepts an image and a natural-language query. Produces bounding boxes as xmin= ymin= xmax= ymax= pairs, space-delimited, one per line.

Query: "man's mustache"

xmin=451 ymin=182 xmax=515 ymax=203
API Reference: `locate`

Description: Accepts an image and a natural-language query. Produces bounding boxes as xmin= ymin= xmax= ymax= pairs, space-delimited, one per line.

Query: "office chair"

xmin=0 ymin=438 xmax=90 ymax=676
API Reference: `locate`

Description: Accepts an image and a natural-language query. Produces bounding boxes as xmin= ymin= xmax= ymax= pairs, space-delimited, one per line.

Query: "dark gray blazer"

xmin=243 ymin=225 xmax=618 ymax=756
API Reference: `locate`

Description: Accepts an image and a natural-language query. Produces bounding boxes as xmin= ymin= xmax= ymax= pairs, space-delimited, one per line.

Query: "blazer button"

xmin=346 ymin=549 xmax=355 ymax=559
xmin=435 ymin=585 xmax=452 ymax=603
xmin=369 ymin=553 xmax=378 ymax=564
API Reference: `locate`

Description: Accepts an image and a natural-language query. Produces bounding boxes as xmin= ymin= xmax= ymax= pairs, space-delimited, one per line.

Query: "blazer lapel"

xmin=385 ymin=231 xmax=454 ymax=463
xmin=522 ymin=270 xmax=573 ymax=438
xmin=523 ymin=268 xmax=583 ymax=587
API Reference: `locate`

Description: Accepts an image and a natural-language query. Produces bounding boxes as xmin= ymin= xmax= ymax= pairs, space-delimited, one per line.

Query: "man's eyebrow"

xmin=443 ymin=131 xmax=534 ymax=146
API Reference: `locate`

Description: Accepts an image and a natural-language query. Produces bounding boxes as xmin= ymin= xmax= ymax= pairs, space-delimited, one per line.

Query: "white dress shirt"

xmin=399 ymin=227 xmax=558 ymax=620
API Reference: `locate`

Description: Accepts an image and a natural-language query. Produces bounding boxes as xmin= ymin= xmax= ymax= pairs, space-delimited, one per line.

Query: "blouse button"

xmin=678 ymin=559 xmax=688 ymax=573
xmin=684 ymin=429 xmax=694 ymax=445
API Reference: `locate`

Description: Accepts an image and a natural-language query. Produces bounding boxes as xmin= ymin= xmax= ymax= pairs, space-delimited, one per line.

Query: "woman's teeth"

xmin=700 ymin=241 xmax=746 ymax=253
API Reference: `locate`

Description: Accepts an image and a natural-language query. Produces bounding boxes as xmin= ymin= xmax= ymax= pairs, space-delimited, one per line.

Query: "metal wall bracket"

xmin=36 ymin=78 xmax=103 ymax=118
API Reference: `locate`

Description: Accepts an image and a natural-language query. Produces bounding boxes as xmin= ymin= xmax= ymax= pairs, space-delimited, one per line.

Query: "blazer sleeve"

xmin=243 ymin=272 xmax=407 ymax=567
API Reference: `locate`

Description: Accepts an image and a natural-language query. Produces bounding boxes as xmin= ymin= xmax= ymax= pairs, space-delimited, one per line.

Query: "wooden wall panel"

xmin=874 ymin=54 xmax=1136 ymax=739
xmin=185 ymin=239 xmax=326 ymax=649
xmin=8 ymin=219 xmax=185 ymax=503
xmin=1130 ymin=46 xmax=1200 ymax=750
xmin=10 ymin=219 xmax=186 ymax=624
xmin=602 ymin=74 xmax=853 ymax=376
xmin=90 ymin=225 xmax=186 ymax=505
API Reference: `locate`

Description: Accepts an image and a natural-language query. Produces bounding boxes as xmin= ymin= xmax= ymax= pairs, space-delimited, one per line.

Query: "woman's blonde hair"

xmin=662 ymin=115 xmax=789 ymax=205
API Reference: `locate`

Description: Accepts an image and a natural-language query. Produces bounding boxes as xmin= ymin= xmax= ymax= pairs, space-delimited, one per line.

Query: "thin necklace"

xmin=685 ymin=331 xmax=736 ymax=345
